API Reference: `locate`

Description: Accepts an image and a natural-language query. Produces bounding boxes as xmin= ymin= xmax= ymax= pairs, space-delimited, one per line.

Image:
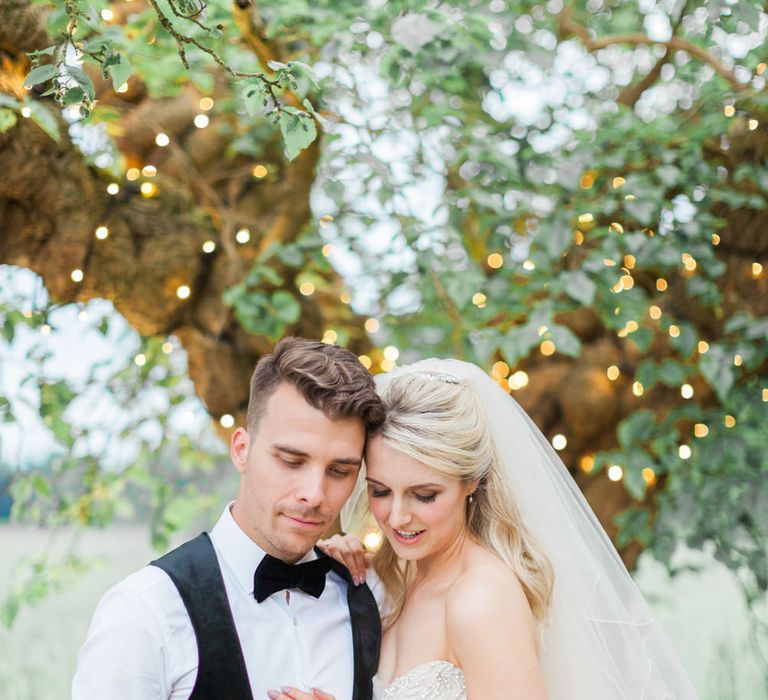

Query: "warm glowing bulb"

xmin=523 ymin=260 xmax=535 ymax=271
xmin=578 ymin=213 xmax=594 ymax=225
xmin=724 ymin=415 xmax=736 ymax=428
xmin=252 ymin=164 xmax=268 ymax=178
xmin=176 ymin=285 xmax=191 ymax=299
xmin=134 ymin=353 xmax=146 ymax=367
xmin=472 ymin=292 xmax=487 ymax=307
xmin=487 ymin=253 xmax=504 ymax=269
xmin=95 ymin=225 xmax=109 ymax=240
xmin=711 ymin=233 xmax=721 ymax=245
xmin=668 ymin=325 xmax=680 ymax=338
xmin=101 ymin=8 xmax=114 ymax=21
xmin=733 ymin=354 xmax=743 ymax=367
xmin=649 ymin=305 xmax=662 ymax=320
xmin=299 ymin=282 xmax=315 ymax=296
xmin=573 ymin=230 xmax=585 ymax=245
xmin=491 ymin=361 xmax=510 ymax=378
xmin=540 ymin=340 xmax=556 ymax=356
xmin=612 ymin=177 xmax=625 ymax=188
xmin=107 ymin=183 xmax=119 ymax=195
xmin=509 ymin=370 xmax=529 ymax=390
xmin=623 ymin=255 xmax=636 ymax=269
xmin=380 ymin=358 xmax=396 ymax=372
xmin=126 ymin=167 xmax=141 ymax=181
xmin=202 ymin=240 xmax=216 ymax=253
xmin=116 ymin=82 xmax=129 ymax=93
xmin=698 ymin=341 xmax=709 ymax=354
xmin=322 ymin=244 xmax=334 ymax=257
xmin=382 ymin=346 xmax=399 ymax=362
xmin=365 ymin=318 xmax=380 ymax=333
xmin=362 ymin=530 xmax=383 ymax=551
xmin=140 ymin=182 xmax=157 ymax=197
xmin=679 ymin=445 xmax=692 ymax=459
xmin=608 ymin=465 xmax=623 ymax=482
xmin=621 ymin=274 xmax=634 ymax=290
xmin=235 ymin=228 xmax=251 ymax=244
xmin=748 ymin=119 xmax=758 ymax=131
xmin=642 ymin=468 xmax=656 ymax=486
xmin=340 ymin=292 xmax=351 ymax=304
xmin=610 ymin=222 xmax=624 ymax=234
xmin=607 ymin=365 xmax=620 ymax=381
xmin=194 ymin=114 xmax=210 ymax=128
xmin=723 ymin=105 xmax=735 ymax=117
xmin=579 ymin=454 xmax=595 ymax=473
xmin=753 ymin=262 xmax=764 ymax=278
xmin=656 ymin=278 xmax=668 ymax=292
xmin=155 ymin=133 xmax=170 ymax=147
xmin=632 ymin=381 xmax=644 ymax=397
xmin=162 ymin=342 xmax=173 ymax=354
xmin=220 ymin=414 xmax=234 ymax=428
xmin=694 ymin=423 xmax=709 ymax=438
xmin=70 ymin=269 xmax=83 ymax=282
xmin=199 ymin=97 xmax=214 ymax=111
xmin=358 ymin=355 xmax=372 ymax=369
xmin=681 ymin=383 xmax=694 ymax=399
xmin=552 ymin=434 xmax=567 ymax=450
xmin=40 ymin=324 xmax=51 ymax=335
xmin=762 ymin=388 xmax=768 ymax=402
xmin=142 ymin=165 xmax=157 ymax=177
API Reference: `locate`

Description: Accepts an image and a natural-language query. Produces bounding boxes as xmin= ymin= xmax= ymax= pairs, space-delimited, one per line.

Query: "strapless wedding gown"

xmin=372 ymin=660 xmax=466 ymax=699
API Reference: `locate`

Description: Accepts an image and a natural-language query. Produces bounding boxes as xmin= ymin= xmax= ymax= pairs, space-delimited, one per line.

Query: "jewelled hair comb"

xmin=412 ymin=371 xmax=463 ymax=385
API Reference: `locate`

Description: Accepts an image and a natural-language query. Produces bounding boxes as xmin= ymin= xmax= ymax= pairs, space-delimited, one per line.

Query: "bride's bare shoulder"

xmin=445 ymin=548 xmax=535 ymax=631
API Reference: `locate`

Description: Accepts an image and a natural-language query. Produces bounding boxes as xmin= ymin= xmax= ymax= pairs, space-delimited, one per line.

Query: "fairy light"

xmin=78 ymin=310 xmax=88 ymax=322
xmin=620 ymin=274 xmax=634 ymax=290
xmin=365 ymin=318 xmax=380 ymax=333
xmin=579 ymin=172 xmax=595 ymax=189
xmin=681 ymin=383 xmax=694 ymax=399
xmin=523 ymin=259 xmax=536 ymax=271
xmin=573 ymin=231 xmax=584 ymax=245
xmin=40 ymin=324 xmax=51 ymax=335
xmin=202 ymin=240 xmax=216 ymax=253
xmin=758 ymin=63 xmax=767 ymax=75
xmin=487 ymin=253 xmax=504 ymax=269
xmin=748 ymin=119 xmax=758 ymax=131
xmin=694 ymin=423 xmax=709 ymax=438
xmin=698 ymin=341 xmax=709 ymax=354
xmin=472 ymin=292 xmax=487 ymax=308
xmin=625 ymin=194 xmax=637 ymax=201
xmin=642 ymin=468 xmax=656 ymax=486
xmin=101 ymin=8 xmax=114 ymax=21
xmin=762 ymin=388 xmax=768 ymax=402
xmin=358 ymin=355 xmax=372 ymax=369
xmin=679 ymin=445 xmax=692 ymax=459
xmin=509 ymin=370 xmax=529 ymax=390
xmin=106 ymin=183 xmax=119 ymax=195
xmin=340 ymin=292 xmax=351 ymax=304
xmin=623 ymin=255 xmax=636 ymax=269
xmin=70 ymin=269 xmax=83 ymax=282
xmin=632 ymin=381 xmax=644 ymax=397
xmin=649 ymin=305 xmax=662 ymax=320
xmin=552 ymin=434 xmax=567 ymax=450
xmin=606 ymin=365 xmax=620 ymax=381
xmin=322 ymin=244 xmax=334 ymax=257
xmin=20 ymin=106 xmax=31 ymax=117
xmin=95 ymin=225 xmax=109 ymax=240
xmin=320 ymin=215 xmax=334 ymax=226
xmin=155 ymin=133 xmax=170 ymax=147
xmin=733 ymin=354 xmax=743 ymax=367
xmin=579 ymin=454 xmax=595 ymax=473
xmin=176 ymin=285 xmax=191 ymax=299
xmin=252 ymin=164 xmax=268 ymax=179
xmin=194 ymin=114 xmax=210 ymax=128
xmin=199 ymin=97 xmax=214 ymax=111
xmin=140 ymin=182 xmax=157 ymax=197
xmin=383 ymin=346 xmax=400 ymax=361
xmin=220 ymin=414 xmax=234 ymax=428
xmin=299 ymin=282 xmax=315 ymax=296
xmin=537 ymin=325 xmax=548 ymax=337
xmin=610 ymin=222 xmax=624 ymax=234
xmin=126 ymin=168 xmax=140 ymax=181
xmin=612 ymin=177 xmax=625 ymax=188
xmin=578 ymin=213 xmax=594 ymax=225
xmin=603 ymin=258 xmax=617 ymax=267
xmin=711 ymin=233 xmax=720 ymax=245
xmin=668 ymin=324 xmax=680 ymax=338
xmin=681 ymin=253 xmax=697 ymax=272
xmin=235 ymin=228 xmax=251 ymax=244
xmin=540 ymin=340 xmax=556 ymax=356
xmin=142 ymin=165 xmax=157 ymax=177
xmin=626 ymin=321 xmax=639 ymax=333
xmin=362 ymin=530 xmax=383 ymax=551
xmin=162 ymin=342 xmax=173 ymax=354
xmin=656 ymin=278 xmax=668 ymax=291
xmin=116 ymin=82 xmax=129 ymax=93
xmin=608 ymin=465 xmax=623 ymax=482
xmin=134 ymin=353 xmax=146 ymax=367
xmin=724 ymin=415 xmax=736 ymax=428
xmin=753 ymin=262 xmax=764 ymax=278
xmin=491 ymin=361 xmax=510 ymax=378
xmin=723 ymin=105 xmax=735 ymax=117
xmin=380 ymin=358 xmax=396 ymax=372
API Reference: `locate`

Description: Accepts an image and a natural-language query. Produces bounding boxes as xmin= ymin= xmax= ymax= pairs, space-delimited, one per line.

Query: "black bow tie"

xmin=253 ymin=553 xmax=333 ymax=603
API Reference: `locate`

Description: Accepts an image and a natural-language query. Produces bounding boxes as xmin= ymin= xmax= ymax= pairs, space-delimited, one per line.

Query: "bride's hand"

xmin=267 ymin=687 xmax=335 ymax=700
xmin=316 ymin=533 xmax=370 ymax=586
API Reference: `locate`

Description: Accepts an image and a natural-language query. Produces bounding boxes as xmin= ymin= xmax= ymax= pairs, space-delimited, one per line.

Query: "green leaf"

xmin=23 ymin=64 xmax=58 ymax=88
xmin=562 ymin=271 xmax=596 ymax=306
xmin=62 ymin=87 xmax=85 ymax=106
xmin=657 ymin=359 xmax=688 ymax=387
xmin=549 ymin=324 xmax=581 ymax=357
xmin=28 ymin=102 xmax=60 ymax=142
xmin=614 ymin=508 xmax=651 ymax=548
xmin=32 ymin=474 xmax=51 ymax=497
xmin=622 ymin=466 xmax=647 ymax=500
xmin=64 ymin=65 xmax=95 ymax=101
xmin=0 ymin=108 xmax=17 ymax=134
xmin=699 ymin=345 xmax=735 ymax=401
xmin=617 ymin=410 xmax=656 ymax=448
xmin=242 ymin=82 xmax=265 ymax=116
xmin=278 ymin=110 xmax=317 ymax=161
xmin=289 ymin=61 xmax=319 ymax=88
xmin=271 ymin=291 xmax=301 ymax=324
xmin=109 ymin=54 xmax=132 ymax=91
xmin=0 ymin=396 xmax=14 ymax=422
xmin=671 ymin=322 xmax=698 ymax=359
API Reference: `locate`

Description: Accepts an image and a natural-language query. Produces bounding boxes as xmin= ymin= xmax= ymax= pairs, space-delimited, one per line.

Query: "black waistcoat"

xmin=150 ymin=532 xmax=381 ymax=700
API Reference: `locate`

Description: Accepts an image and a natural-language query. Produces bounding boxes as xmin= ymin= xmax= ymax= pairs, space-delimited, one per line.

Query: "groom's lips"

xmin=282 ymin=513 xmax=324 ymax=529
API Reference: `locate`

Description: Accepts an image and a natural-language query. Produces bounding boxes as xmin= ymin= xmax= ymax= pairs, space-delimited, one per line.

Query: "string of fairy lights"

xmin=40 ymin=71 xmax=764 ymax=495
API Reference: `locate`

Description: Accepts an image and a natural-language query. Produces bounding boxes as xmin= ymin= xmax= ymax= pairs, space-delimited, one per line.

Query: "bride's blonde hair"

xmin=370 ymin=372 xmax=554 ymax=624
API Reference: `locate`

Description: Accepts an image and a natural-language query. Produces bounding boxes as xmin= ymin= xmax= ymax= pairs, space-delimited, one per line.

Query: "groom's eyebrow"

xmin=273 ymin=443 xmax=362 ymax=466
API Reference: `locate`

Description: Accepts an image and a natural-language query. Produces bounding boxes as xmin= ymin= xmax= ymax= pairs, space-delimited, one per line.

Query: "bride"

xmin=271 ymin=359 xmax=699 ymax=699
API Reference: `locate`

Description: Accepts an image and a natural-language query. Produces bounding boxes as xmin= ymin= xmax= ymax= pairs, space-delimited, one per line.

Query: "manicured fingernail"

xmin=267 ymin=691 xmax=279 ymax=699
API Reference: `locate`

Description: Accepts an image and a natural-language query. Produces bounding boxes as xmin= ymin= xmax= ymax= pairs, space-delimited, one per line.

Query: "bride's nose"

xmin=387 ymin=496 xmax=412 ymax=529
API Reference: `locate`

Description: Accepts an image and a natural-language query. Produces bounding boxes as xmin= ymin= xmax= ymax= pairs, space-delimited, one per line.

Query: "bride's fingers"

xmin=311 ymin=688 xmax=336 ymax=700
xmin=341 ymin=537 xmax=366 ymax=584
xmin=267 ymin=687 xmax=316 ymax=700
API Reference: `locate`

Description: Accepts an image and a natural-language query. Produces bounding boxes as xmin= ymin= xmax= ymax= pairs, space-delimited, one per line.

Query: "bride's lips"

xmin=391 ymin=528 xmax=426 ymax=546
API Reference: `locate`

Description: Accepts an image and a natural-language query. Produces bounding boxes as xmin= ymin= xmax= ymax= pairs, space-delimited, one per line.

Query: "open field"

xmin=1 ymin=523 xmax=765 ymax=699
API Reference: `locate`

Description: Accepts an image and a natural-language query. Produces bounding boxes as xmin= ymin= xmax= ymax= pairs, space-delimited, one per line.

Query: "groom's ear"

xmin=230 ymin=427 xmax=250 ymax=474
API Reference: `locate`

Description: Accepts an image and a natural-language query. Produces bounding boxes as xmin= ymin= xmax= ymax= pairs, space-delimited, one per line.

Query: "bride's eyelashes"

xmin=368 ymin=487 xmax=438 ymax=504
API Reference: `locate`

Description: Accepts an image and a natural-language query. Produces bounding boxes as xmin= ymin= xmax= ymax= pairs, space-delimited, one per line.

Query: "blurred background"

xmin=0 ymin=0 xmax=766 ymax=697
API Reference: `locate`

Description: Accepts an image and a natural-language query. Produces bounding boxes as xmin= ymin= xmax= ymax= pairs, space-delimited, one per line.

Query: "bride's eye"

xmin=415 ymin=493 xmax=437 ymax=503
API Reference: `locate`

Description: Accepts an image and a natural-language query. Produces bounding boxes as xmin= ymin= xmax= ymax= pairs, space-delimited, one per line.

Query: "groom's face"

xmin=231 ymin=381 xmax=366 ymax=563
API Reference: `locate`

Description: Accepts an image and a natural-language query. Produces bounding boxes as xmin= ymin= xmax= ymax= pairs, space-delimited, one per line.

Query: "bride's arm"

xmin=446 ymin=568 xmax=548 ymax=700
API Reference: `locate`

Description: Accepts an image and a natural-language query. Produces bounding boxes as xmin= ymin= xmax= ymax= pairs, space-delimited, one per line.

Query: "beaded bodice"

xmin=372 ymin=660 xmax=466 ymax=700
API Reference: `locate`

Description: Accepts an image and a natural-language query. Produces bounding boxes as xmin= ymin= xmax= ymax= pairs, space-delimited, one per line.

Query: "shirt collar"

xmin=210 ymin=502 xmax=317 ymax=596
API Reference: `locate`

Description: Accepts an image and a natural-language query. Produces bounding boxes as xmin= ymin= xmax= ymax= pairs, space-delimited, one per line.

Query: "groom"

xmin=72 ymin=337 xmax=385 ymax=699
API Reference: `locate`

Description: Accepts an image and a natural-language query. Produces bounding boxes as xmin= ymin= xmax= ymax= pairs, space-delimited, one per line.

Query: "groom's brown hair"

xmin=246 ymin=336 xmax=384 ymax=435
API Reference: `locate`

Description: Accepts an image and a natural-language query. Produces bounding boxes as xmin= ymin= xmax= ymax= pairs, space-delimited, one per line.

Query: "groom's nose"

xmin=296 ymin=469 xmax=326 ymax=509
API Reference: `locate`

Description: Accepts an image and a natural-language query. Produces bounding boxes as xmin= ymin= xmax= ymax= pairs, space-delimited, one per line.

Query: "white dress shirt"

xmin=72 ymin=505 xmax=355 ymax=699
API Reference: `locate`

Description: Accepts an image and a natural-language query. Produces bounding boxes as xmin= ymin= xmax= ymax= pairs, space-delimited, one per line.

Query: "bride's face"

xmin=365 ymin=435 xmax=474 ymax=562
